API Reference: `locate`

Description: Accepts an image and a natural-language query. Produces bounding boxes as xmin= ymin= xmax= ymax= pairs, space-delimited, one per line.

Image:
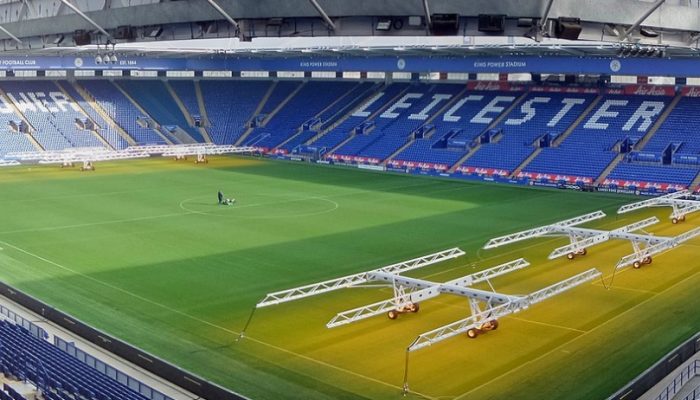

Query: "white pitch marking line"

xmin=0 ymin=240 xmax=435 ymax=399
xmin=0 ymin=212 xmax=197 ymax=235
xmin=503 ymin=316 xmax=586 ymax=333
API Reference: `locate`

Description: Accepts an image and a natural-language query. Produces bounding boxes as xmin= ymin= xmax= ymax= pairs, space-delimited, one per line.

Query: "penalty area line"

xmin=0 ymin=240 xmax=436 ymax=400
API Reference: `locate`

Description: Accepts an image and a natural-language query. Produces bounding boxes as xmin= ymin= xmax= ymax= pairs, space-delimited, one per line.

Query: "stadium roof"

xmin=0 ymin=0 xmax=699 ymax=59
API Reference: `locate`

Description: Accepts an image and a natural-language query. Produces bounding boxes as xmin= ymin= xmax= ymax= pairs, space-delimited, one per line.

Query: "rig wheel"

xmin=410 ymin=303 xmax=420 ymax=313
xmin=672 ymin=217 xmax=679 ymax=224
xmin=467 ymin=328 xmax=479 ymax=339
xmin=567 ymin=252 xmax=575 ymax=260
xmin=387 ymin=310 xmax=398 ymax=320
xmin=643 ymin=256 xmax=652 ymax=265
xmin=633 ymin=261 xmax=642 ymax=269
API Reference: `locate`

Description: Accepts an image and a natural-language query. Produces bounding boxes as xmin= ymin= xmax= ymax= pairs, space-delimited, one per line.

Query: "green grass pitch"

xmin=0 ymin=156 xmax=698 ymax=400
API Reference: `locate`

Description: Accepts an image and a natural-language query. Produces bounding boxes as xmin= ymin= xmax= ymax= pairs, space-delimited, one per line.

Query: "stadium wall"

xmin=608 ymin=332 xmax=700 ymax=400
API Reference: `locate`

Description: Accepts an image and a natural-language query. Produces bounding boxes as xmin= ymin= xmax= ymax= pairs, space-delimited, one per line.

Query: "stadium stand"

xmin=168 ymin=81 xmax=200 ymax=124
xmin=642 ymin=95 xmax=700 ymax=156
xmin=607 ymin=162 xmax=699 ymax=186
xmin=351 ymin=84 xmax=465 ymax=162
xmin=0 ymin=131 xmax=36 ymax=158
xmin=244 ymin=81 xmax=358 ymax=150
xmin=0 ymin=81 xmax=105 ymax=151
xmin=56 ymin=81 xmax=130 ymax=150
xmin=78 ymin=80 xmax=167 ymax=145
xmin=119 ymin=80 xmax=204 ymax=143
xmin=327 ymin=82 xmax=411 ymax=159
xmin=463 ymin=92 xmax=596 ymax=173
xmin=0 ymin=320 xmax=171 ymax=400
xmin=2 ymin=78 xmax=700 ymax=192
xmin=524 ymin=94 xmax=671 ymax=181
xmin=199 ymin=80 xmax=271 ymax=145
xmin=392 ymin=89 xmax=520 ymax=169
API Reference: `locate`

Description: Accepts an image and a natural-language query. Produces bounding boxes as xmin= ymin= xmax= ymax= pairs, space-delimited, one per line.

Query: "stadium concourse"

xmin=0 ymin=79 xmax=699 ymax=194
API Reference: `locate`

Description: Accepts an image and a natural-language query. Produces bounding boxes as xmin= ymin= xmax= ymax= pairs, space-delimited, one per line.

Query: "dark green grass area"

xmin=0 ymin=157 xmax=697 ymax=400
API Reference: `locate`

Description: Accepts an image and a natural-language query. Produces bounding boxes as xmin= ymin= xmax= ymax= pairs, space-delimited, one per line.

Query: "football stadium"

xmin=0 ymin=1 xmax=699 ymax=400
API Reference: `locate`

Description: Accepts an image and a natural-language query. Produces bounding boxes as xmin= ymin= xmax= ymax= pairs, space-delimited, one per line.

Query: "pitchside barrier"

xmin=608 ymin=331 xmax=700 ymax=400
xmin=0 ymin=281 xmax=248 ymax=400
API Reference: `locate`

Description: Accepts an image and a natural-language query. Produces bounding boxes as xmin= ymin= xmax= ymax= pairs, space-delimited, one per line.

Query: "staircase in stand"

xmin=447 ymin=91 xmax=530 ymax=173
xmin=234 ymin=81 xmax=284 ymax=146
xmin=111 ymin=81 xmax=175 ymax=145
xmin=382 ymin=138 xmax=415 ymax=166
xmin=595 ymin=92 xmax=682 ymax=185
xmin=54 ymin=81 xmax=114 ymax=150
xmin=690 ymin=172 xmax=700 ymax=192
xmin=594 ymin=154 xmax=626 ymax=186
xmin=71 ymin=81 xmax=136 ymax=146
xmin=511 ymin=94 xmax=604 ymax=178
xmin=165 ymin=80 xmax=211 ymax=144
xmin=307 ymin=82 xmax=384 ymax=145
xmin=632 ymin=93 xmax=682 ymax=151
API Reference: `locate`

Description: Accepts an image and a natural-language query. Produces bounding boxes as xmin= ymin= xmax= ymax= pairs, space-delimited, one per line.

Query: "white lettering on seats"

xmin=380 ymin=93 xmax=423 ymax=118
xmin=442 ymin=95 xmax=484 ymax=122
xmin=0 ymin=97 xmax=14 ymax=114
xmin=547 ymin=98 xmax=586 ymax=127
xmin=584 ymin=100 xmax=628 ymax=130
xmin=622 ymin=101 xmax=665 ymax=132
xmin=504 ymin=97 xmax=551 ymax=125
xmin=49 ymin=92 xmax=80 ymax=112
xmin=7 ymin=93 xmax=37 ymax=113
xmin=28 ymin=92 xmax=53 ymax=112
xmin=352 ymin=92 xmax=386 ymax=117
xmin=470 ymin=96 xmax=516 ymax=124
xmin=408 ymin=94 xmax=452 ymax=120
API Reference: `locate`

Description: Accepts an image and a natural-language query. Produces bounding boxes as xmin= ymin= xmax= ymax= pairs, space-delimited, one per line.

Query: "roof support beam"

xmin=59 ymin=0 xmax=111 ymax=38
xmin=308 ymin=0 xmax=336 ymax=31
xmin=622 ymin=0 xmax=666 ymax=41
xmin=205 ymin=0 xmax=239 ymax=31
xmin=0 ymin=25 xmax=22 ymax=45
xmin=422 ymin=0 xmax=432 ymax=32
xmin=538 ymin=0 xmax=555 ymax=34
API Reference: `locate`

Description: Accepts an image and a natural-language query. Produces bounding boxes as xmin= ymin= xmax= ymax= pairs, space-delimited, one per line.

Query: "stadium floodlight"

xmin=109 ymin=54 xmax=118 ymax=64
xmin=483 ymin=207 xmax=700 ymax=271
xmin=617 ymin=190 xmax=700 ymax=224
xmin=95 ymin=54 xmax=102 ymax=64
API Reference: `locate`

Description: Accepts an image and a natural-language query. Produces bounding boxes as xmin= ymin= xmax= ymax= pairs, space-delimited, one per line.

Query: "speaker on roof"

xmin=478 ymin=14 xmax=505 ymax=33
xmin=555 ymin=17 xmax=582 ymax=40
xmin=431 ymin=14 xmax=459 ymax=36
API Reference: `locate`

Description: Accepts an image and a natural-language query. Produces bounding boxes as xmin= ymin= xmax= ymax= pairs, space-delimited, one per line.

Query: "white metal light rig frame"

xmin=4 ymin=144 xmax=256 ymax=169
xmin=617 ymin=190 xmax=700 ymax=224
xmin=483 ymin=210 xmax=700 ymax=270
xmin=239 ymin=247 xmax=602 ymax=394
